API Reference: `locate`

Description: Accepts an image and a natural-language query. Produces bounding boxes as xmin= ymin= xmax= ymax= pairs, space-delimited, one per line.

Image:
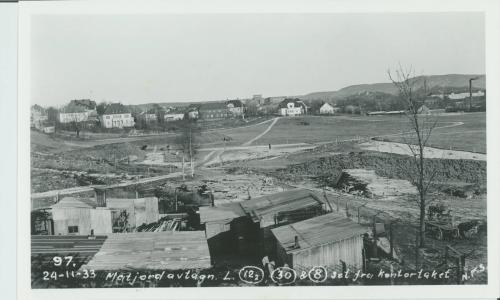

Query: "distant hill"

xmin=301 ymin=74 xmax=486 ymax=101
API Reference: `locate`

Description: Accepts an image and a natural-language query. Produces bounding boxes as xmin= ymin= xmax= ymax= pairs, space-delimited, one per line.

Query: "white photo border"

xmin=18 ymin=0 xmax=500 ymax=299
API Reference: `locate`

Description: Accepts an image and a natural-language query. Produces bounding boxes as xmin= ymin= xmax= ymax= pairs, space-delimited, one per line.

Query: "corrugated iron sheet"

xmin=271 ymin=212 xmax=369 ymax=254
xmin=82 ymin=231 xmax=211 ymax=270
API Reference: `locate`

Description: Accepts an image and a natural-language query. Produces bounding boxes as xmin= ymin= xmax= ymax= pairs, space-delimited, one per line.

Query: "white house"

xmin=448 ymin=91 xmax=485 ymax=100
xmin=319 ymin=102 xmax=336 ymax=115
xmin=58 ymin=111 xmax=91 ymax=123
xmin=164 ymin=113 xmax=185 ymax=122
xmin=100 ymin=103 xmax=135 ymax=129
xmin=226 ymin=100 xmax=245 ymax=117
xmin=187 ymin=110 xmax=199 ymax=120
xmin=278 ymin=99 xmax=307 ymax=116
xmin=417 ymin=105 xmax=431 ymax=115
xmin=137 ymin=111 xmax=158 ymax=124
xmin=31 ymin=105 xmax=49 ymax=129
xmin=58 ymin=100 xmax=98 ymax=124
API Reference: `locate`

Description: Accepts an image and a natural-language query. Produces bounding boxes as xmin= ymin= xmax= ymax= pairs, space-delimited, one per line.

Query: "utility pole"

xmin=182 ymin=156 xmax=185 ymax=180
xmin=189 ymin=127 xmax=194 ymax=177
xmin=469 ymin=76 xmax=479 ymax=111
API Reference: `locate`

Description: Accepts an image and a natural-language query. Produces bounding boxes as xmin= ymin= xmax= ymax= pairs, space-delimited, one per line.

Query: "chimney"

xmin=294 ymin=236 xmax=299 ymax=249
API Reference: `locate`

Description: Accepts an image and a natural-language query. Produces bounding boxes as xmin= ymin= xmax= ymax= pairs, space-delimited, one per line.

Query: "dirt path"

xmin=242 ymin=117 xmax=280 ymax=146
xmin=199 ymin=117 xmax=280 ymax=166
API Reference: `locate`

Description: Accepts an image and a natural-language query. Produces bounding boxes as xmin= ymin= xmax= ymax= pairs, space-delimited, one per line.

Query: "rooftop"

xmin=102 ymin=103 xmax=131 ymax=115
xmin=69 ymin=99 xmax=96 ymax=110
xmin=240 ymin=189 xmax=324 ymax=223
xmin=198 ymin=101 xmax=227 ymax=110
xmin=226 ymin=99 xmax=244 ymax=107
xmin=51 ymin=197 xmax=97 ymax=209
xmin=199 ymin=189 xmax=325 ymax=226
xmin=31 ymin=235 xmax=107 ymax=256
xmin=60 ymin=103 xmax=88 ymax=114
xmin=199 ymin=203 xmax=246 ymax=224
xmin=271 ymin=213 xmax=369 ymax=254
xmin=81 ymin=231 xmax=211 ymax=270
xmin=277 ymin=98 xmax=307 ymax=109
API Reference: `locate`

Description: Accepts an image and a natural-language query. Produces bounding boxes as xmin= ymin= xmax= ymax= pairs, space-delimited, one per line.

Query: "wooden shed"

xmin=106 ymin=197 xmax=160 ymax=228
xmin=199 ymin=189 xmax=328 ymax=258
xmin=51 ymin=197 xmax=113 ymax=235
xmin=50 ymin=196 xmax=160 ymax=235
xmin=271 ymin=213 xmax=369 ymax=272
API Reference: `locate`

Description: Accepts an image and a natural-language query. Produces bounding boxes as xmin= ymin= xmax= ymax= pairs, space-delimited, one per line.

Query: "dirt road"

xmin=199 ymin=117 xmax=280 ymax=166
xmin=242 ymin=117 xmax=280 ymax=146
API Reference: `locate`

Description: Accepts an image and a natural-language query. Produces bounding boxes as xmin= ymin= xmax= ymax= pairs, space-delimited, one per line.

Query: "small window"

xmin=68 ymin=226 xmax=79 ymax=234
xmin=106 ymin=116 xmax=110 ymax=119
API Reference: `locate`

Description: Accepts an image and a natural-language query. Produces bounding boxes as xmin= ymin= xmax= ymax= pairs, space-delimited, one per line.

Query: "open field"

xmin=253 ymin=113 xmax=486 ymax=153
xmin=30 ymin=110 xmax=488 ymax=286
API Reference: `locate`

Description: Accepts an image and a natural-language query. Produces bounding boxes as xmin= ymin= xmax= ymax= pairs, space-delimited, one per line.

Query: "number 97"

xmin=52 ymin=256 xmax=73 ymax=267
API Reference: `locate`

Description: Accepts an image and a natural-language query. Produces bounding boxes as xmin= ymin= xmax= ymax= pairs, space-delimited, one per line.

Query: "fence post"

xmin=459 ymin=255 xmax=466 ymax=284
xmin=456 ymin=257 xmax=461 ymax=284
xmin=340 ymin=260 xmax=347 ymax=286
xmin=389 ymin=222 xmax=394 ymax=258
xmin=415 ymin=229 xmax=419 ymax=268
xmin=362 ymin=248 xmax=366 ymax=273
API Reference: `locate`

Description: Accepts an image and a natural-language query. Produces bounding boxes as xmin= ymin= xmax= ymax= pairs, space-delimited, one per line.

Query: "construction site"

xmin=30 ymin=111 xmax=487 ymax=288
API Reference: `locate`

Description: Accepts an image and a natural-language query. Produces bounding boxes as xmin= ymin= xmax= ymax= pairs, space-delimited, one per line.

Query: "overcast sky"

xmin=31 ymin=12 xmax=485 ymax=106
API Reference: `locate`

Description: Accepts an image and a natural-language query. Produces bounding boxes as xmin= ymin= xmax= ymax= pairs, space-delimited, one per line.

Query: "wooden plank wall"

xmin=90 ymin=209 xmax=113 ymax=234
xmin=292 ymin=236 xmax=363 ymax=270
xmin=143 ymin=197 xmax=159 ymax=224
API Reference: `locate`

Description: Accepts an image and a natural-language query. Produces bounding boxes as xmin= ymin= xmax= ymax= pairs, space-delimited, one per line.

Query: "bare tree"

xmin=388 ymin=65 xmax=439 ymax=248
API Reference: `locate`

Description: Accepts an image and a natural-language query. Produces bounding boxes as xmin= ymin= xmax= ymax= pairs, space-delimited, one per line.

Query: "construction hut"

xmin=51 ymin=197 xmax=112 ymax=235
xmin=50 ymin=196 xmax=159 ymax=235
xmin=271 ymin=213 xmax=369 ymax=272
xmin=81 ymin=231 xmax=211 ymax=271
xmin=199 ymin=189 xmax=328 ymax=259
xmin=106 ymin=197 xmax=160 ymax=230
xmin=199 ymin=202 xmax=246 ymax=257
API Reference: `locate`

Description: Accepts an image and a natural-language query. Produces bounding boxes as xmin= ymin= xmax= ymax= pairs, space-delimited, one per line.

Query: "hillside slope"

xmin=302 ymin=74 xmax=486 ymax=101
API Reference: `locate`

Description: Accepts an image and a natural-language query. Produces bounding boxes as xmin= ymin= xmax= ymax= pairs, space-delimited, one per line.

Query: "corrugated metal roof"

xmin=240 ymin=189 xmax=323 ymax=222
xmin=271 ymin=213 xmax=369 ymax=254
xmin=51 ymin=197 xmax=97 ymax=209
xmin=199 ymin=203 xmax=245 ymax=223
xmin=81 ymin=231 xmax=211 ymax=270
xmin=199 ymin=189 xmax=324 ymax=224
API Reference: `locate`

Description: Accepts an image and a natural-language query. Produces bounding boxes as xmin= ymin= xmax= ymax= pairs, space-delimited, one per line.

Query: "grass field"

xmin=254 ymin=113 xmax=486 ymax=153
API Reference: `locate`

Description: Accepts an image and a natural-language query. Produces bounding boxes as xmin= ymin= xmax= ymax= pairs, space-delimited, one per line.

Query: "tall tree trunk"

xmin=417 ymin=118 xmax=426 ymax=248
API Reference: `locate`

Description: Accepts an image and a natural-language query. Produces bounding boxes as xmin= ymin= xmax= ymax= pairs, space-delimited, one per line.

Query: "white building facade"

xmin=100 ymin=113 xmax=135 ymax=128
xmin=279 ymin=101 xmax=305 ymax=116
xmin=319 ymin=103 xmax=335 ymax=115
xmin=164 ymin=113 xmax=185 ymax=122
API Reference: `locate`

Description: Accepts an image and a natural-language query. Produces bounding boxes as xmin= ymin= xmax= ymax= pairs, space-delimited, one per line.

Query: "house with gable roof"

xmin=99 ymin=103 xmax=135 ymax=128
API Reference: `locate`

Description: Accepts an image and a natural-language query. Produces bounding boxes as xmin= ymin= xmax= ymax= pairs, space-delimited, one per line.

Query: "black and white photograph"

xmin=12 ymin=0 xmax=500 ymax=299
